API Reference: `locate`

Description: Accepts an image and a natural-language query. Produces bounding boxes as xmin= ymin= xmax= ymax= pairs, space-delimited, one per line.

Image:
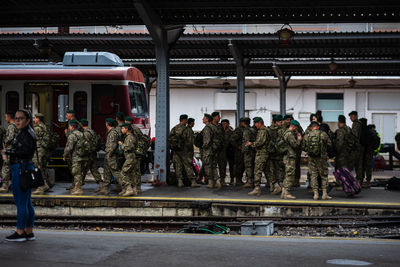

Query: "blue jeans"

xmin=11 ymin=162 xmax=35 ymax=230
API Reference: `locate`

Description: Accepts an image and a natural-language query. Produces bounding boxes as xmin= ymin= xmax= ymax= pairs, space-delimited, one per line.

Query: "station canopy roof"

xmin=1 ymin=31 xmax=400 ymax=76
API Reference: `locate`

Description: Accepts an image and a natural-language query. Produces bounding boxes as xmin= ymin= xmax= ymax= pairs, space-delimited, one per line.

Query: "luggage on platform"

xmin=333 ymin=167 xmax=362 ymax=196
xmin=374 ymin=155 xmax=386 ymax=170
xmin=386 ymin=177 xmax=400 ymax=191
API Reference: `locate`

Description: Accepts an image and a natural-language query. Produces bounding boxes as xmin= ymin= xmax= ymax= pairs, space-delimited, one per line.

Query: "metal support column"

xmin=229 ymin=41 xmax=250 ymax=126
xmin=135 ymin=0 xmax=183 ymax=184
xmin=273 ymin=64 xmax=291 ymax=116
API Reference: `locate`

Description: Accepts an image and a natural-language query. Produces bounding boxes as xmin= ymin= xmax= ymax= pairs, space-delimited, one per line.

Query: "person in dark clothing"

xmin=2 ymin=110 xmax=36 ymax=242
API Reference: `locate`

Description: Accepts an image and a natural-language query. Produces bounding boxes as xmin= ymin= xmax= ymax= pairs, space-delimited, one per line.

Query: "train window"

xmin=92 ymin=84 xmax=114 ymax=115
xmin=74 ymin=91 xmax=87 ymax=120
xmin=6 ymin=91 xmax=19 ymax=114
xmin=24 ymin=93 xmax=40 ymax=115
xmin=129 ymin=83 xmax=147 ymax=116
xmin=58 ymin=94 xmax=68 ymax=122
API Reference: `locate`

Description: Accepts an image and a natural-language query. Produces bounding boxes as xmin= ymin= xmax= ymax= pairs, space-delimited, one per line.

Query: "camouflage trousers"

xmin=294 ymin=150 xmax=302 ymax=183
xmin=132 ymin=157 xmax=142 ymax=187
xmin=234 ymin=149 xmax=244 ymax=183
xmin=33 ymin=148 xmax=52 ymax=187
xmin=334 ymin=152 xmax=350 ymax=170
xmin=254 ymin=152 xmax=268 ymax=187
xmin=362 ymin=150 xmax=374 ymax=183
xmin=283 ymin=156 xmax=296 ymax=190
xmin=219 ymin=150 xmax=234 ymax=183
xmin=83 ymin=153 xmax=102 ymax=184
xmin=71 ymin=160 xmax=88 ymax=187
xmin=351 ymin=146 xmax=364 ymax=183
xmin=268 ymin=157 xmax=285 ymax=185
xmin=103 ymin=155 xmax=123 ymax=186
xmin=308 ymin=157 xmax=329 ymax=190
xmin=1 ymin=160 xmax=11 ymax=184
xmin=173 ymin=151 xmax=194 ymax=181
xmin=243 ymin=150 xmax=255 ymax=183
xmin=121 ymin=156 xmax=136 ymax=187
xmin=201 ymin=149 xmax=218 ymax=182
xmin=217 ymin=150 xmax=227 ymax=182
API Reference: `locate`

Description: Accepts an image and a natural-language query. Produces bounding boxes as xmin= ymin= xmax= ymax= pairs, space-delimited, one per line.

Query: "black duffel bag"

xmin=20 ymin=150 xmax=45 ymax=191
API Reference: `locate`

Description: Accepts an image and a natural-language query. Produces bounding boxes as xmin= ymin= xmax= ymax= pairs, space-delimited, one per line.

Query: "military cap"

xmin=273 ymin=114 xmax=283 ymax=122
xmin=125 ymin=116 xmax=134 ymax=122
xmin=69 ymin=119 xmax=79 ymax=125
xmin=284 ymin=114 xmax=294 ymax=120
xmin=35 ymin=113 xmax=44 ymax=118
xmin=338 ymin=115 xmax=346 ymax=123
xmin=106 ymin=118 xmax=116 ymax=124
xmin=116 ymin=112 xmax=125 ymax=121
xmin=359 ymin=118 xmax=368 ymax=125
xmin=211 ymin=111 xmax=220 ymax=117
xmin=253 ymin=117 xmax=263 ymax=123
xmin=309 ymin=113 xmax=316 ymax=121
xmin=221 ymin=119 xmax=229 ymax=124
xmin=310 ymin=121 xmax=319 ymax=127
xmin=241 ymin=117 xmax=251 ymax=125
xmin=179 ymin=114 xmax=188 ymax=120
xmin=66 ymin=110 xmax=75 ymax=114
xmin=348 ymin=110 xmax=358 ymax=116
xmin=121 ymin=123 xmax=131 ymax=128
xmin=290 ymin=119 xmax=300 ymax=127
xmin=188 ymin=118 xmax=195 ymax=124
xmin=80 ymin=118 xmax=88 ymax=123
xmin=204 ymin=113 xmax=213 ymax=121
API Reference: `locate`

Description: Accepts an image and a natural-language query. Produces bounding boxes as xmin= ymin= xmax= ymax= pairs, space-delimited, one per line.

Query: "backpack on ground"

xmin=333 ymin=167 xmax=362 ymax=196
xmin=136 ymin=132 xmax=151 ymax=157
xmin=374 ymin=155 xmax=386 ymax=170
xmin=194 ymin=132 xmax=203 ymax=148
xmin=74 ymin=132 xmax=91 ymax=157
xmin=386 ymin=177 xmax=400 ymax=191
xmin=306 ymin=131 xmax=321 ymax=157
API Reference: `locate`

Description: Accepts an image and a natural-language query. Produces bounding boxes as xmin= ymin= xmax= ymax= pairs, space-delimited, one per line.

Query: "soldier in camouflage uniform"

xmin=183 ymin=118 xmax=200 ymax=187
xmin=0 ymin=112 xmax=19 ymax=193
xmin=334 ymin=115 xmax=352 ymax=170
xmin=64 ymin=110 xmax=81 ymax=138
xmin=117 ymin=123 xmax=137 ymax=196
xmin=0 ymin=125 xmax=6 ymax=186
xmin=349 ymin=111 xmax=364 ymax=183
xmin=100 ymin=118 xmax=125 ymax=195
xmin=125 ymin=116 xmax=144 ymax=194
xmin=283 ymin=114 xmax=292 ymax=129
xmin=221 ymin=119 xmax=235 ymax=185
xmin=201 ymin=114 xmax=219 ymax=189
xmin=32 ymin=113 xmax=52 ymax=194
xmin=267 ymin=115 xmax=285 ymax=195
xmin=241 ymin=118 xmax=256 ymax=188
xmin=63 ymin=120 xmax=88 ymax=195
xmin=230 ymin=118 xmax=247 ymax=186
xmin=281 ymin=120 xmax=302 ymax=199
xmin=211 ymin=112 xmax=226 ymax=186
xmin=302 ymin=121 xmax=333 ymax=200
xmin=80 ymin=119 xmax=104 ymax=194
xmin=248 ymin=117 xmax=270 ymax=196
xmin=115 ymin=112 xmax=126 ymax=169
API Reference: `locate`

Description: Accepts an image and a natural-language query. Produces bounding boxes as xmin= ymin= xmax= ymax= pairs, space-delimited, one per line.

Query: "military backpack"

xmin=306 ymin=131 xmax=322 ymax=157
xmin=42 ymin=126 xmax=59 ymax=151
xmin=194 ymin=132 xmax=203 ymax=148
xmin=168 ymin=126 xmax=185 ymax=151
xmin=74 ymin=131 xmax=91 ymax=157
xmin=135 ymin=131 xmax=151 ymax=156
xmin=85 ymin=130 xmax=102 ymax=153
xmin=267 ymin=127 xmax=288 ymax=155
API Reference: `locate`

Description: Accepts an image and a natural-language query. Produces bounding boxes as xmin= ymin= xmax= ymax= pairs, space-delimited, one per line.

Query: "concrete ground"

xmin=0 ymin=229 xmax=399 ymax=267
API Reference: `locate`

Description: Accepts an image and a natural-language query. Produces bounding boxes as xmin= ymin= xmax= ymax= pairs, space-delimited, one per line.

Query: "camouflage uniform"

xmin=294 ymin=125 xmax=304 ymax=186
xmin=363 ymin=144 xmax=375 ymax=184
xmin=212 ymin=123 xmax=226 ymax=183
xmin=302 ymin=129 xmax=332 ymax=190
xmin=334 ymin=125 xmax=352 ymax=170
xmin=282 ymin=129 xmax=301 ymax=190
xmin=33 ymin=122 xmax=52 ymax=188
xmin=0 ymin=126 xmax=6 ymax=182
xmin=120 ymin=132 xmax=137 ymax=187
xmin=201 ymin=124 xmax=217 ymax=183
xmin=251 ymin=126 xmax=270 ymax=187
xmin=63 ymin=129 xmax=88 ymax=190
xmin=351 ymin=120 xmax=364 ymax=182
xmin=115 ymin=123 xmax=125 ymax=169
xmin=131 ymin=125 xmax=144 ymax=190
xmin=170 ymin=123 xmax=194 ymax=183
xmin=182 ymin=125 xmax=195 ymax=179
xmin=242 ymin=126 xmax=256 ymax=184
xmin=267 ymin=125 xmax=285 ymax=186
xmin=0 ymin=123 xmax=18 ymax=190
xmin=82 ymin=128 xmax=102 ymax=184
xmin=103 ymin=127 xmax=124 ymax=187
xmin=230 ymin=126 xmax=244 ymax=185
xmin=221 ymin=127 xmax=235 ymax=184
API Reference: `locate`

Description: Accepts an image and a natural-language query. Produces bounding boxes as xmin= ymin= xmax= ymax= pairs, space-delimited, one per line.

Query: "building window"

xmin=316 ymin=93 xmax=344 ymax=122
xmin=74 ymin=91 xmax=87 ymax=120
xmin=6 ymin=91 xmax=19 ymax=114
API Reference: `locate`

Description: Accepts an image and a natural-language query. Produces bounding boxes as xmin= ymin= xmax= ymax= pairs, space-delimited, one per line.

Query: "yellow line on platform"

xmin=1 ymin=194 xmax=399 ymax=206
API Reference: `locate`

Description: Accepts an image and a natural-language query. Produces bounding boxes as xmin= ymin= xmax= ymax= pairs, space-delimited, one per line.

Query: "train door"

xmin=24 ymin=82 xmax=69 ymax=146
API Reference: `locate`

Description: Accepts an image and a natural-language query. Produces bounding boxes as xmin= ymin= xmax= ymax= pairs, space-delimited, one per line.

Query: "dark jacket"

xmin=6 ymin=125 xmax=36 ymax=164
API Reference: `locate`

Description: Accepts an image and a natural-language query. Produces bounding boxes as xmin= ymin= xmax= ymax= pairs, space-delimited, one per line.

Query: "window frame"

xmin=128 ymin=82 xmax=148 ymax=117
xmin=6 ymin=91 xmax=19 ymax=115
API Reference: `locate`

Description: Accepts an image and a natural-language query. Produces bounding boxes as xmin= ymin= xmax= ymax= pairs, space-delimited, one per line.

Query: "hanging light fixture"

xmin=277 ymin=24 xmax=295 ymax=46
xmin=38 ymin=38 xmax=52 ymax=58
xmin=348 ymin=77 xmax=356 ymax=88
xmin=222 ymin=79 xmax=231 ymax=90
xmin=328 ymin=59 xmax=337 ymax=74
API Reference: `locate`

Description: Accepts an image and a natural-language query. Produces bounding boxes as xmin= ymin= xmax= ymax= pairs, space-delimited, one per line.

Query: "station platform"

xmin=1 ymin=177 xmax=400 ymax=218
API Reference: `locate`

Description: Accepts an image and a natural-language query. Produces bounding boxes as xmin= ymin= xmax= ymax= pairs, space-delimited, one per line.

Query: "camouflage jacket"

xmin=223 ymin=127 xmax=233 ymax=149
xmin=182 ymin=126 xmax=194 ymax=153
xmin=251 ymin=126 xmax=270 ymax=154
xmin=351 ymin=120 xmax=362 ymax=146
xmin=65 ymin=120 xmax=83 ymax=138
xmin=4 ymin=123 xmax=19 ymax=148
xmin=105 ymin=127 xmax=121 ymax=157
xmin=335 ymin=125 xmax=352 ymax=154
xmin=121 ymin=132 xmax=137 ymax=161
xmin=242 ymin=126 xmax=256 ymax=153
xmin=63 ymin=129 xmax=85 ymax=161
xmin=201 ymin=124 xmax=214 ymax=151
xmin=0 ymin=126 xmax=6 ymax=150
xmin=283 ymin=129 xmax=301 ymax=158
xmin=83 ymin=128 xmax=97 ymax=155
xmin=302 ymin=129 xmax=332 ymax=158
xmin=230 ymin=126 xmax=244 ymax=149
xmin=209 ymin=123 xmax=224 ymax=152
xmin=34 ymin=122 xmax=48 ymax=149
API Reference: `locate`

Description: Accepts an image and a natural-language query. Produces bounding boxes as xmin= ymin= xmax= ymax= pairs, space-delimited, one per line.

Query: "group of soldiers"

xmin=169 ymin=110 xmax=379 ymax=200
xmin=0 ymin=110 xmax=149 ymax=197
